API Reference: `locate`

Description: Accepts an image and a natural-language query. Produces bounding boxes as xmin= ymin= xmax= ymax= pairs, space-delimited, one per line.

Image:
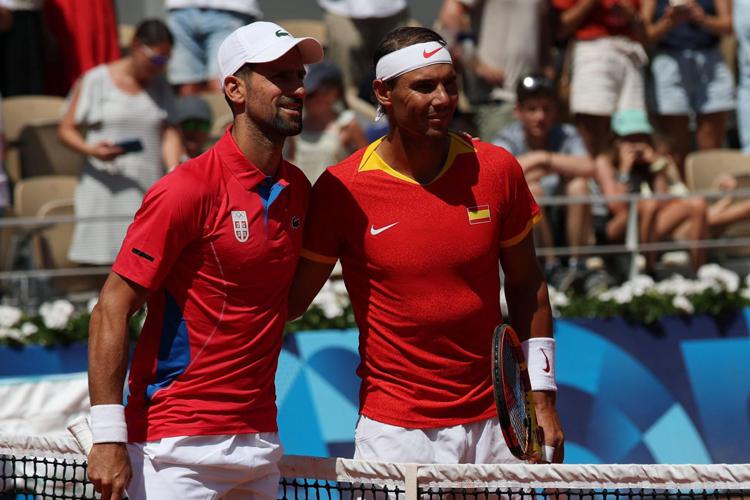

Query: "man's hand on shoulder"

xmin=88 ymin=443 xmax=131 ymax=500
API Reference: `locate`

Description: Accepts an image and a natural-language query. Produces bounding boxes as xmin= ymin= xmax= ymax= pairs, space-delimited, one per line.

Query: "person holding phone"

xmin=58 ymin=19 xmax=184 ymax=266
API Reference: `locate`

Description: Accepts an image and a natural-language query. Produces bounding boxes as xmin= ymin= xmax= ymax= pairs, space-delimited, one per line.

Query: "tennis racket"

xmin=491 ymin=323 xmax=544 ymax=462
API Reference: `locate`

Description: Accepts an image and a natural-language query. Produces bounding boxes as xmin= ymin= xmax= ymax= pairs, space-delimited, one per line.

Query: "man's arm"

xmin=288 ymin=257 xmax=337 ymax=321
xmin=500 ymin=232 xmax=564 ymax=463
xmin=87 ymin=272 xmax=149 ymax=500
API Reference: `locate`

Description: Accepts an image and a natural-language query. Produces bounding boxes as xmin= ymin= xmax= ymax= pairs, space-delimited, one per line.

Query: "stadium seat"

xmin=13 ymin=175 xmax=78 ymax=219
xmin=34 ymin=198 xmax=107 ymax=294
xmin=2 ymin=95 xmax=67 ymax=184
xmin=684 ymin=149 xmax=750 ymax=191
xmin=18 ymin=121 xmax=85 ymax=178
xmin=685 ymin=150 xmax=750 ymax=259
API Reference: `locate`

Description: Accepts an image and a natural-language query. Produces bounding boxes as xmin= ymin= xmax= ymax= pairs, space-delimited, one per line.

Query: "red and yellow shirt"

xmin=302 ymin=133 xmax=540 ymax=428
xmin=113 ymin=128 xmax=310 ymax=442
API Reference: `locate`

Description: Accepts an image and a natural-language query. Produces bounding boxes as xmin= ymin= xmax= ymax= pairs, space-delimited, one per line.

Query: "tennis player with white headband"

xmin=289 ymin=26 xmax=565 ymax=465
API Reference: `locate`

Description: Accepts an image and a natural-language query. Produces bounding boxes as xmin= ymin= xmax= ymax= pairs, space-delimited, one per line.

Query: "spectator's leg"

xmin=655 ymin=198 xmax=709 ymax=270
xmin=167 ymin=8 xmax=208 ymax=94
xmin=528 ymin=181 xmax=556 ymax=269
xmin=564 ymin=176 xmax=591 ymax=262
xmin=637 ymin=198 xmax=660 ymax=271
xmin=655 ymin=115 xmax=691 ymax=179
xmin=695 ymin=111 xmax=729 ymax=150
xmin=574 ymin=114 xmax=612 ymax=158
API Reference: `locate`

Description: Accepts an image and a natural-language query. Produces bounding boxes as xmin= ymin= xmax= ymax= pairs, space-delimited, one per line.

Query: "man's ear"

xmin=224 ymin=75 xmax=246 ymax=111
xmin=372 ymin=79 xmax=392 ymax=114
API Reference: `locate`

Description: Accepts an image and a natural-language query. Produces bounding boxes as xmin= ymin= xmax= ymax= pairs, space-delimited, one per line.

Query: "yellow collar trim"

xmin=358 ymin=133 xmax=475 ymax=185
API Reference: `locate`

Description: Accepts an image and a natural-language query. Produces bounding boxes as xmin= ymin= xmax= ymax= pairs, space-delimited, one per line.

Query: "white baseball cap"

xmin=217 ymin=21 xmax=324 ymax=87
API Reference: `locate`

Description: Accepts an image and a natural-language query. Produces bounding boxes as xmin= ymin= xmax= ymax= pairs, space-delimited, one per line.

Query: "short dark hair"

xmin=516 ymin=74 xmax=557 ymax=104
xmin=134 ymin=19 xmax=174 ymax=47
xmin=373 ymin=27 xmax=447 ymax=71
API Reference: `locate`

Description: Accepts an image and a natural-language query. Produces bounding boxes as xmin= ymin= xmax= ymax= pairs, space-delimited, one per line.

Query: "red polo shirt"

xmin=301 ymin=133 xmax=540 ymax=428
xmin=113 ymin=128 xmax=310 ymax=442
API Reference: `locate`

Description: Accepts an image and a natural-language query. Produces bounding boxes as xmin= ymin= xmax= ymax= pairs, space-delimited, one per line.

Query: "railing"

xmin=2 ymin=188 xmax=750 ymax=305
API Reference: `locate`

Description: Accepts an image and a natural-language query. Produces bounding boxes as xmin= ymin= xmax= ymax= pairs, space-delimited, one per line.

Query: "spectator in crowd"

xmin=438 ymin=0 xmax=553 ymax=141
xmin=318 ymin=0 xmax=410 ymax=91
xmin=493 ymin=73 xmax=595 ymax=291
xmin=597 ymin=109 xmax=708 ymax=273
xmin=641 ymin=0 xmax=734 ymax=178
xmin=43 ymin=0 xmax=121 ymax=96
xmin=552 ymin=0 xmax=648 ymax=163
xmin=0 ymin=0 xmax=45 ymax=96
xmin=165 ymin=0 xmax=262 ymax=95
xmin=288 ymin=60 xmax=368 ymax=183
xmin=175 ymin=94 xmax=212 ymax=159
xmin=58 ymin=19 xmax=183 ymax=266
xmin=735 ymin=0 xmax=750 ymax=153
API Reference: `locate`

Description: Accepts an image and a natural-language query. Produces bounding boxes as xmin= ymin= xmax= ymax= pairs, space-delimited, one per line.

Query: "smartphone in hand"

xmin=113 ymin=138 xmax=144 ymax=153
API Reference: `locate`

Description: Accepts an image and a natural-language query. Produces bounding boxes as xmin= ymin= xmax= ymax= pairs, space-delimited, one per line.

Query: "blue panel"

xmin=276 ymin=349 xmax=304 ymax=406
xmin=564 ymin=442 xmax=602 ymax=465
xmin=278 ymin=368 xmax=328 ymax=456
xmin=0 ymin=343 xmax=87 ymax=378
xmin=145 ymin=291 xmax=191 ymax=400
xmin=643 ymin=403 xmax=711 ymax=464
xmin=682 ymin=338 xmax=750 ymax=463
xmin=304 ymin=363 xmax=359 ymax=442
xmin=585 ymin=399 xmax=643 ymax=462
xmin=554 ymin=321 xmax=606 ymax=394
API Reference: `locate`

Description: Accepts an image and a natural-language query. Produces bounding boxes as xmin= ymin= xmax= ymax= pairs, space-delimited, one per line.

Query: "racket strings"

xmin=502 ymin=342 xmax=530 ymax=453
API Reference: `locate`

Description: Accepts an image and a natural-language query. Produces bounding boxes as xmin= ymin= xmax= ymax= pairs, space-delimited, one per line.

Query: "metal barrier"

xmin=2 ymin=188 xmax=750 ymax=305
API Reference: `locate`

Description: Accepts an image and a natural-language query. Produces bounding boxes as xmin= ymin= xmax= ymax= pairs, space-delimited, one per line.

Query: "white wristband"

xmin=90 ymin=404 xmax=128 ymax=444
xmin=521 ymin=337 xmax=557 ymax=391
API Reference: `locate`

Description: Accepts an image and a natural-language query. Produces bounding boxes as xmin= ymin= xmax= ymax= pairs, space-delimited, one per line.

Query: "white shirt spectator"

xmin=318 ymin=0 xmax=406 ymax=19
xmin=165 ymin=0 xmax=261 ymax=17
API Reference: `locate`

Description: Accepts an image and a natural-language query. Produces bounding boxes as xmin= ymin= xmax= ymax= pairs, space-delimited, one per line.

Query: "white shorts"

xmin=570 ymin=36 xmax=647 ymax=116
xmin=126 ymin=432 xmax=283 ymax=500
xmin=353 ymin=415 xmax=519 ymax=464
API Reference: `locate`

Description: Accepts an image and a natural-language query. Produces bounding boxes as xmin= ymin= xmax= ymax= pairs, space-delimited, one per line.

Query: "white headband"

xmin=374 ymin=41 xmax=453 ymax=121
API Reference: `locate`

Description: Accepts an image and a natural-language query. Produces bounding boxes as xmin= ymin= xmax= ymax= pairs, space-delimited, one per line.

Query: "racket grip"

xmin=67 ymin=416 xmax=94 ymax=454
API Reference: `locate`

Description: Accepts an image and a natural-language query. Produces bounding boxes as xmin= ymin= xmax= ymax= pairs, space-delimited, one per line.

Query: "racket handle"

xmin=67 ymin=416 xmax=94 ymax=454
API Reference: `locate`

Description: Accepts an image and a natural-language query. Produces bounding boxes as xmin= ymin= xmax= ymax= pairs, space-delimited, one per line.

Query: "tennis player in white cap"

xmin=86 ymin=21 xmax=321 ymax=500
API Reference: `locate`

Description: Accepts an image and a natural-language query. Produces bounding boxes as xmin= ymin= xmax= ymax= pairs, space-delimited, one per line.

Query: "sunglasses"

xmin=180 ymin=119 xmax=211 ymax=132
xmin=141 ymin=44 xmax=170 ymax=66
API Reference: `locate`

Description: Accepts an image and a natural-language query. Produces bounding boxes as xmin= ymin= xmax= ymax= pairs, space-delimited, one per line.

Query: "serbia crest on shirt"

xmin=231 ymin=210 xmax=249 ymax=242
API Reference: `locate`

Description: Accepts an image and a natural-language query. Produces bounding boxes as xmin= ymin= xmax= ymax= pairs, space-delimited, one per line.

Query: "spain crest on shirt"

xmin=231 ymin=210 xmax=249 ymax=242
xmin=467 ymin=205 xmax=491 ymax=225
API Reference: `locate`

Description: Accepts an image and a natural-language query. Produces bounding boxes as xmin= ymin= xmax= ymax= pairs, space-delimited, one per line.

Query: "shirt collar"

xmin=358 ymin=132 xmax=475 ymax=185
xmin=215 ymin=126 xmax=291 ymax=191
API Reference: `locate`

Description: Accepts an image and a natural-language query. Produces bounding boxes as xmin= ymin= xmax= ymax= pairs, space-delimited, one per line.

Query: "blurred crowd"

xmin=2 ymin=0 xmax=750 ymax=297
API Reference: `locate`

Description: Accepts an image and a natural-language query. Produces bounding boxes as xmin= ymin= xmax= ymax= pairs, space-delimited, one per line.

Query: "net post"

xmin=405 ymin=463 xmax=418 ymax=500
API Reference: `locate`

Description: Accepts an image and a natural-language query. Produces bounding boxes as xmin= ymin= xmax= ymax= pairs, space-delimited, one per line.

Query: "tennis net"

xmin=2 ymin=433 xmax=749 ymax=499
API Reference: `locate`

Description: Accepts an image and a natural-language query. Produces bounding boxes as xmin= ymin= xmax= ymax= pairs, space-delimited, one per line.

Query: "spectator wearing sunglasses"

xmin=493 ymin=74 xmax=598 ymax=292
xmin=175 ymin=95 xmax=213 ymax=159
xmin=58 ymin=19 xmax=184 ymax=266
